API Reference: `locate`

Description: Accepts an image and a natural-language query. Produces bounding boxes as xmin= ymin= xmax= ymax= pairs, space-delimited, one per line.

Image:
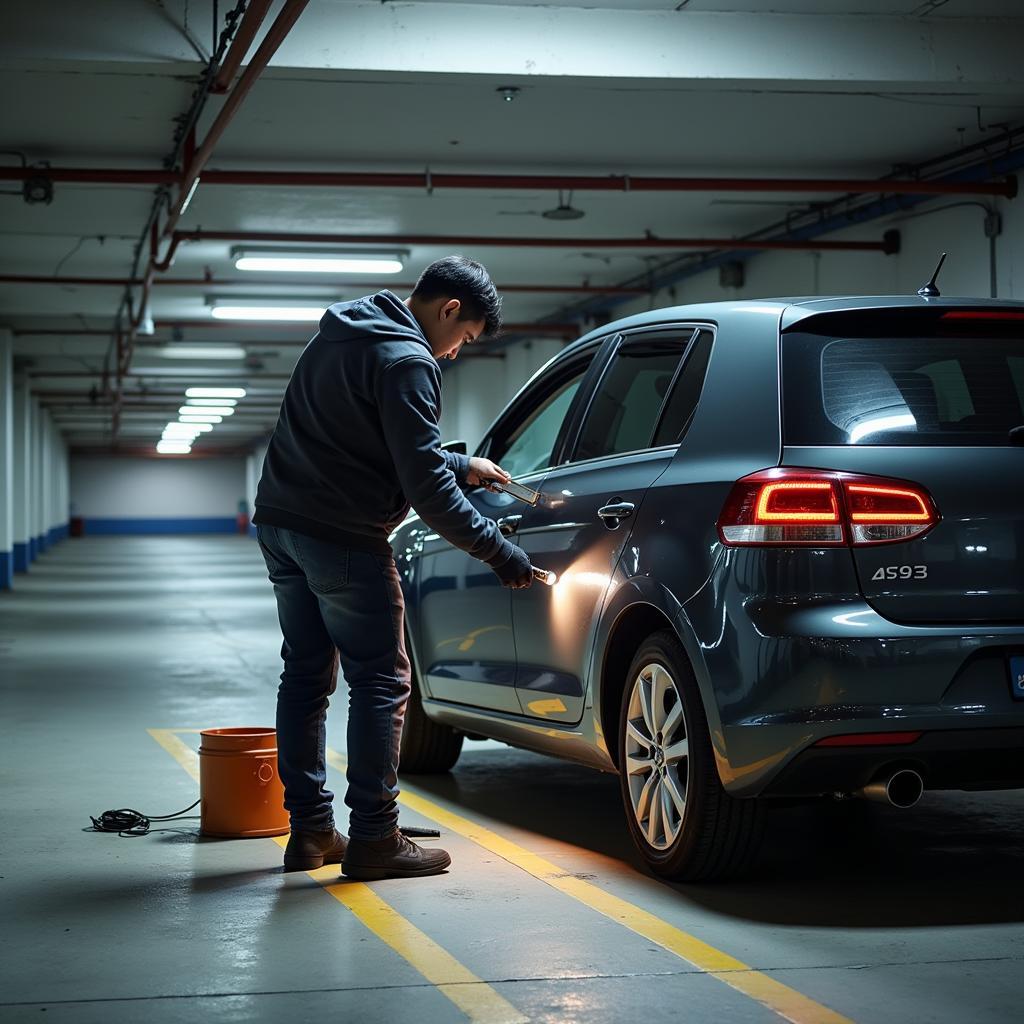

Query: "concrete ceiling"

xmin=1 ymin=0 xmax=1022 ymax=452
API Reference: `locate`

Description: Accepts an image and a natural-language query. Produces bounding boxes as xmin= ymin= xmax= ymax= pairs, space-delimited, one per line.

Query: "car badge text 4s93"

xmin=872 ymin=565 xmax=928 ymax=581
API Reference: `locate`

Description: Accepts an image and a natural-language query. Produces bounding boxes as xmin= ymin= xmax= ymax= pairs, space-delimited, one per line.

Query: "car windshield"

xmin=783 ymin=311 xmax=1024 ymax=447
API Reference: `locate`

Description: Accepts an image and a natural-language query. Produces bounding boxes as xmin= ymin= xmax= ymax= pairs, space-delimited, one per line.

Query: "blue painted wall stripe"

xmin=0 ymin=551 xmax=12 ymax=590
xmin=83 ymin=517 xmax=237 ymax=535
xmin=13 ymin=542 xmax=28 ymax=573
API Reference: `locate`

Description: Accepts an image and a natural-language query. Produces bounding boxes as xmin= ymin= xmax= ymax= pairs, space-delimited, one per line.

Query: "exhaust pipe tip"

xmin=857 ymin=768 xmax=924 ymax=808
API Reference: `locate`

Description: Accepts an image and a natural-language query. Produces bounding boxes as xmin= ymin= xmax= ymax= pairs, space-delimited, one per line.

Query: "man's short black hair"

xmin=411 ymin=255 xmax=502 ymax=339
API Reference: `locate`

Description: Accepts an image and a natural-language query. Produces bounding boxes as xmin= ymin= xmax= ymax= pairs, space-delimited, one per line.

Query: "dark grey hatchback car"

xmin=392 ymin=295 xmax=1024 ymax=880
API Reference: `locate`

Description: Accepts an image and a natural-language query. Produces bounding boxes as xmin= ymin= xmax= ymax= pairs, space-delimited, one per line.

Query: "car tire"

xmin=399 ymin=660 xmax=464 ymax=775
xmin=617 ymin=630 xmax=762 ymax=881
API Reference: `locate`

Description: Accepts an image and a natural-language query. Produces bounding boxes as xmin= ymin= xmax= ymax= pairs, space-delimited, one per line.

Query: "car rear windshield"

xmin=782 ymin=310 xmax=1024 ymax=447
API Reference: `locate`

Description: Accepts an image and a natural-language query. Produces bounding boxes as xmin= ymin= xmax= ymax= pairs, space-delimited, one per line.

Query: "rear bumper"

xmin=681 ymin=561 xmax=1024 ymax=796
xmin=762 ymin=726 xmax=1024 ymax=797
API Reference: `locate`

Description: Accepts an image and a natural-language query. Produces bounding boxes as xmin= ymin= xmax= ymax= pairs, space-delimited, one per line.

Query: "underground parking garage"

xmin=2 ymin=1 xmax=1024 ymax=1021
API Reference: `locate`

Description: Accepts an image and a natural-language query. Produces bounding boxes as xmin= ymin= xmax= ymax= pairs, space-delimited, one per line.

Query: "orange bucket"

xmin=199 ymin=727 xmax=290 ymax=838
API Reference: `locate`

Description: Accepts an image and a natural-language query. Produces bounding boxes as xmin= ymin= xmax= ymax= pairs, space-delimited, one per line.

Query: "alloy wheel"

xmin=624 ymin=662 xmax=690 ymax=851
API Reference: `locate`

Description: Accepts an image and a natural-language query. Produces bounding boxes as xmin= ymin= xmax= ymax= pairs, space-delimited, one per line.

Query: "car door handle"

xmin=496 ymin=514 xmax=522 ymax=536
xmin=597 ymin=501 xmax=635 ymax=527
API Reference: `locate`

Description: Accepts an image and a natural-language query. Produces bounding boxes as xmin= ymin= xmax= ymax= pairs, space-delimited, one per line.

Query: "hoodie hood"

xmin=318 ymin=290 xmax=432 ymax=354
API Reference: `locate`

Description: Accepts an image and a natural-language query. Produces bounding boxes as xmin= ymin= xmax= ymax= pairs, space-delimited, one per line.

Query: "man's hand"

xmin=489 ymin=543 xmax=533 ymax=589
xmin=466 ymin=457 xmax=511 ymax=491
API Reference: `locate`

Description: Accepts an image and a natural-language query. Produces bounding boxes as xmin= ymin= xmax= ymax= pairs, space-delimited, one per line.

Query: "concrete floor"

xmin=2 ymin=535 xmax=1022 ymax=1023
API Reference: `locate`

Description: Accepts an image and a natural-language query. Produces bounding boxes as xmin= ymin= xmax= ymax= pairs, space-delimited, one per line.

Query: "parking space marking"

xmin=325 ymin=748 xmax=854 ymax=1024
xmin=148 ymin=729 xmax=527 ymax=1024
xmin=147 ymin=727 xmax=202 ymax=781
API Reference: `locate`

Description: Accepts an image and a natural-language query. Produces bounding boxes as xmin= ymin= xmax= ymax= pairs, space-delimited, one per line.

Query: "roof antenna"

xmin=917 ymin=252 xmax=947 ymax=298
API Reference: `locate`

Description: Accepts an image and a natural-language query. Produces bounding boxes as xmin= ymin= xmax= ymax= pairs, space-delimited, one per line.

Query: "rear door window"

xmin=573 ymin=333 xmax=691 ymax=461
xmin=783 ymin=312 xmax=1024 ymax=446
xmin=651 ymin=329 xmax=714 ymax=447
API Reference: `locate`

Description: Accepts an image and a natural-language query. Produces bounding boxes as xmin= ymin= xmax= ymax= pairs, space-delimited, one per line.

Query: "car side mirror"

xmin=440 ymin=439 xmax=468 ymax=456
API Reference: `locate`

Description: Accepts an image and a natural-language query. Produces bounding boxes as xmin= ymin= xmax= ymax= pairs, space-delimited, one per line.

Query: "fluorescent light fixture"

xmin=232 ymin=247 xmax=405 ymax=275
xmin=179 ymin=405 xmax=233 ymax=417
xmin=180 ymin=176 xmax=201 ymax=214
xmin=156 ymin=441 xmax=192 ymax=454
xmin=210 ymin=304 xmax=324 ymax=322
xmin=137 ymin=295 xmax=154 ymax=336
xmin=185 ymin=387 xmax=247 ymax=399
xmin=158 ymin=345 xmax=247 ymax=360
xmin=179 ymin=414 xmax=222 ymax=424
xmin=185 ymin=397 xmax=238 ymax=407
xmin=163 ymin=423 xmax=208 ymax=436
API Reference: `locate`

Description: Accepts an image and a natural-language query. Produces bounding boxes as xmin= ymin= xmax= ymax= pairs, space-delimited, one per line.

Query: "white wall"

xmin=438 ymin=193 xmax=1022 ymax=452
xmin=439 ymin=338 xmax=566 ymax=452
xmin=70 ymin=457 xmax=247 ymax=519
xmin=613 ymin=195 xmax=1021 ymax=318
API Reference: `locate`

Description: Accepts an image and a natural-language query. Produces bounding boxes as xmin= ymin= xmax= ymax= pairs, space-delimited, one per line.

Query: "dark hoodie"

xmin=253 ymin=290 xmax=513 ymax=567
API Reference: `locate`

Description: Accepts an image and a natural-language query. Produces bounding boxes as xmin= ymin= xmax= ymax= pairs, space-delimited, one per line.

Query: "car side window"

xmin=573 ymin=334 xmax=690 ymax=461
xmin=489 ymin=368 xmax=587 ymax=478
xmin=651 ymin=330 xmax=714 ymax=447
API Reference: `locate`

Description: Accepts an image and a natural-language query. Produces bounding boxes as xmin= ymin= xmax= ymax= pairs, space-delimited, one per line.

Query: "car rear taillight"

xmin=717 ymin=469 xmax=939 ymax=547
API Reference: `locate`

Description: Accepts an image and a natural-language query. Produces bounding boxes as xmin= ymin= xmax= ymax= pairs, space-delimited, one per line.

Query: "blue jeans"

xmin=256 ymin=524 xmax=411 ymax=840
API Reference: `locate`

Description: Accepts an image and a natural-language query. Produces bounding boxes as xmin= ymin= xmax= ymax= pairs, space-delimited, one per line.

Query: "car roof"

xmin=559 ymin=294 xmax=1024 ymax=357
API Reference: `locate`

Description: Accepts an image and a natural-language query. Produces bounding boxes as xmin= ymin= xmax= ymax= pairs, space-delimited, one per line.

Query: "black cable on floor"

xmin=89 ymin=799 xmax=440 ymax=839
xmin=89 ymin=799 xmax=201 ymax=837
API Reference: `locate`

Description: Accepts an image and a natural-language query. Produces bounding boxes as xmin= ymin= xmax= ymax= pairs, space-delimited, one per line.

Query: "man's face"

xmin=425 ymin=299 xmax=486 ymax=362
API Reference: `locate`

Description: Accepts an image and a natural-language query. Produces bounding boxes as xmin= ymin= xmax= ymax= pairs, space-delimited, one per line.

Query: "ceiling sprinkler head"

xmin=497 ymin=86 xmax=520 ymax=103
xmin=542 ymin=203 xmax=585 ymax=221
xmin=543 ymin=189 xmax=585 ymax=221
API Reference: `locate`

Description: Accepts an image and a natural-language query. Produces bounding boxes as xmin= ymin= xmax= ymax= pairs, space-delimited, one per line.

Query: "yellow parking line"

xmin=325 ymin=747 xmax=853 ymax=1024
xmin=148 ymin=729 xmax=526 ymax=1024
xmin=147 ymin=728 xmax=200 ymax=781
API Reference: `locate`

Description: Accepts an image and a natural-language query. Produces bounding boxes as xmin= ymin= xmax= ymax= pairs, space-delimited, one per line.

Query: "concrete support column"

xmin=38 ymin=406 xmax=51 ymax=553
xmin=57 ymin=435 xmax=68 ymax=539
xmin=12 ymin=379 xmax=31 ymax=572
xmin=46 ymin=417 xmax=62 ymax=544
xmin=0 ymin=330 xmax=13 ymax=588
xmin=30 ymin=397 xmax=43 ymax=560
xmin=245 ymin=453 xmax=257 ymax=538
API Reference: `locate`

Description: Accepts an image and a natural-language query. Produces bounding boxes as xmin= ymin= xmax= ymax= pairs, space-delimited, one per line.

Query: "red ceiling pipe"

xmin=17 ymin=321 xmax=576 ymax=338
xmin=16 ymin=329 xmax=119 ymax=337
xmin=210 ymin=0 xmax=274 ymax=93
xmin=0 ymin=168 xmax=178 ymax=186
xmin=27 ymin=370 xmax=292 ymax=379
xmin=70 ymin=445 xmax=256 ymax=458
xmin=167 ymin=227 xmax=898 ymax=254
xmin=160 ymin=0 xmax=311 ymax=245
xmin=0 ymin=274 xmax=646 ymax=295
xmin=199 ymin=169 xmax=1020 ymax=198
xmin=0 ymin=166 xmax=1014 ymax=199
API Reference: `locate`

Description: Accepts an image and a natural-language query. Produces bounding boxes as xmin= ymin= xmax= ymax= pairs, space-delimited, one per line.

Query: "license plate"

xmin=1010 ymin=656 xmax=1024 ymax=701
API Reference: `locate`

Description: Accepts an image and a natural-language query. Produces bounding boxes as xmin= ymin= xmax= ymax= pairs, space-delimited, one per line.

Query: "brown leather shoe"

xmin=342 ymin=831 xmax=451 ymax=880
xmin=283 ymin=827 xmax=348 ymax=872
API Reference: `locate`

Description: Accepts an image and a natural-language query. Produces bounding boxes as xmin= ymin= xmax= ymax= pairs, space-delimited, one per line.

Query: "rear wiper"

xmin=1009 ymin=426 xmax=1024 ymax=445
